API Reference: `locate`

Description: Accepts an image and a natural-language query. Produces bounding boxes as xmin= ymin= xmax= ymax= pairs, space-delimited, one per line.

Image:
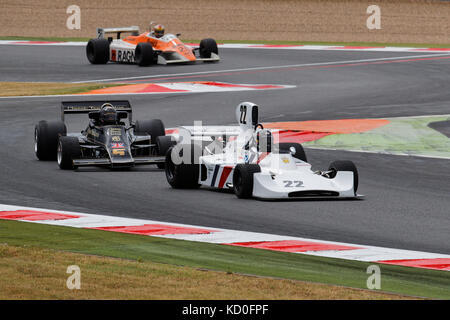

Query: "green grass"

xmin=304 ymin=115 xmax=450 ymax=159
xmin=2 ymin=36 xmax=450 ymax=48
xmin=0 ymin=219 xmax=448 ymax=299
xmin=0 ymin=82 xmax=125 ymax=97
xmin=0 ymin=36 xmax=91 ymax=42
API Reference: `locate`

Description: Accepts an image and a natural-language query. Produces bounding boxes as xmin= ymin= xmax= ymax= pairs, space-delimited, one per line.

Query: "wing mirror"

xmin=176 ymin=33 xmax=181 ymax=37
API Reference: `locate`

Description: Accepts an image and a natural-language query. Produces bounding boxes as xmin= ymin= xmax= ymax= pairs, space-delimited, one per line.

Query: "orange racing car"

xmin=86 ymin=24 xmax=220 ymax=66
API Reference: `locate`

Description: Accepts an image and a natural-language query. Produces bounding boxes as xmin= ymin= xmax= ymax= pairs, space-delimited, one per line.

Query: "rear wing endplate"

xmin=61 ymin=100 xmax=132 ymax=122
xmin=97 ymin=26 xmax=140 ymax=39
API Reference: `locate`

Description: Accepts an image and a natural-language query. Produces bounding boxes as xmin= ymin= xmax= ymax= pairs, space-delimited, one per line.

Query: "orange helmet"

xmin=153 ymin=24 xmax=165 ymax=38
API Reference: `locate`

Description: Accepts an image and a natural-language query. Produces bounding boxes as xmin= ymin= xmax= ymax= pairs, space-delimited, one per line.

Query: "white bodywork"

xmin=172 ymin=102 xmax=358 ymax=199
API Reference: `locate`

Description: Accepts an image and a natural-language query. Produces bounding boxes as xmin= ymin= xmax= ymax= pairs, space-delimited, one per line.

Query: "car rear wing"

xmin=97 ymin=26 xmax=140 ymax=39
xmin=61 ymin=100 xmax=132 ymax=122
xmin=179 ymin=126 xmax=241 ymax=137
xmin=170 ymin=125 xmax=242 ymax=144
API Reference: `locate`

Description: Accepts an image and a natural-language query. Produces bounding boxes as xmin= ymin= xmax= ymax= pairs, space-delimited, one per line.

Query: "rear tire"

xmin=233 ymin=164 xmax=261 ymax=199
xmin=135 ymin=43 xmax=155 ymax=66
xmin=86 ymin=39 xmax=110 ymax=64
xmin=57 ymin=136 xmax=81 ymax=170
xmin=199 ymin=38 xmax=218 ymax=59
xmin=328 ymin=160 xmax=359 ymax=194
xmin=165 ymin=144 xmax=202 ymax=188
xmin=134 ymin=119 xmax=165 ymax=142
xmin=155 ymin=136 xmax=175 ymax=169
xmin=278 ymin=143 xmax=307 ymax=162
xmin=35 ymin=120 xmax=67 ymax=160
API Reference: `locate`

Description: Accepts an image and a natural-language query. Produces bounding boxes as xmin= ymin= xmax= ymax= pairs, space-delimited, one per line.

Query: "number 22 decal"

xmin=283 ymin=180 xmax=303 ymax=187
xmin=239 ymin=105 xmax=247 ymax=124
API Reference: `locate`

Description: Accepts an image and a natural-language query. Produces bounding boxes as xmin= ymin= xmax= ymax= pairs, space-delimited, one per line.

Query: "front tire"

xmin=199 ymin=38 xmax=218 ymax=59
xmin=86 ymin=38 xmax=110 ymax=64
xmin=328 ymin=160 xmax=359 ymax=194
xmin=232 ymin=164 xmax=261 ymax=199
xmin=165 ymin=144 xmax=202 ymax=188
xmin=57 ymin=136 xmax=81 ymax=170
xmin=35 ymin=120 xmax=67 ymax=160
xmin=135 ymin=43 xmax=155 ymax=66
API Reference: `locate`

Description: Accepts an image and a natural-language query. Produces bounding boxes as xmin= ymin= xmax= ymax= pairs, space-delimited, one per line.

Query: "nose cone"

xmin=178 ymin=45 xmax=196 ymax=61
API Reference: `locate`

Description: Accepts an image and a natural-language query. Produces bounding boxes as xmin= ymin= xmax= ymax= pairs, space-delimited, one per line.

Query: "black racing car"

xmin=34 ymin=100 xmax=174 ymax=170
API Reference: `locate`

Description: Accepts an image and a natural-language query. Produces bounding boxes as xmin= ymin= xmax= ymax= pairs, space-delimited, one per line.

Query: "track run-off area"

xmin=0 ymin=42 xmax=449 ymax=271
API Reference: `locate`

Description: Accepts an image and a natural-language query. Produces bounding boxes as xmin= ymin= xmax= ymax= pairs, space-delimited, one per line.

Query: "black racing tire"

xmin=35 ymin=120 xmax=67 ymax=161
xmin=328 ymin=160 xmax=359 ymax=194
xmin=278 ymin=143 xmax=307 ymax=162
xmin=86 ymin=38 xmax=110 ymax=64
xmin=57 ymin=136 xmax=81 ymax=170
xmin=165 ymin=144 xmax=202 ymax=189
xmin=199 ymin=38 xmax=218 ymax=59
xmin=232 ymin=164 xmax=261 ymax=199
xmin=134 ymin=119 xmax=165 ymax=143
xmin=135 ymin=43 xmax=155 ymax=66
xmin=154 ymin=135 xmax=176 ymax=169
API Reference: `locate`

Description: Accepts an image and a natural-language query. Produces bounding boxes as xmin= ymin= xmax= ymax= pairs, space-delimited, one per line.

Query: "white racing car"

xmin=164 ymin=102 xmax=361 ymax=200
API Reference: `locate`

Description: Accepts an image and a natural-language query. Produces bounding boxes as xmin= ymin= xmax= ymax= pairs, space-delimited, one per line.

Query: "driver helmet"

xmin=99 ymin=103 xmax=117 ymax=125
xmin=153 ymin=24 xmax=165 ymax=38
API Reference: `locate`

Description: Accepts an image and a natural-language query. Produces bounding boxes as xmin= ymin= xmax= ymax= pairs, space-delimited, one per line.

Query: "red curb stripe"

xmin=90 ymin=224 xmax=216 ymax=236
xmin=14 ymin=41 xmax=63 ymax=44
xmin=0 ymin=210 xmax=80 ymax=221
xmin=249 ymin=44 xmax=304 ymax=48
xmin=330 ymin=46 xmax=386 ymax=50
xmin=276 ymin=130 xmax=331 ymax=144
xmin=136 ymin=84 xmax=187 ymax=93
xmin=378 ymin=258 xmax=450 ymax=271
xmin=226 ymin=240 xmax=360 ymax=253
xmin=197 ymin=81 xmax=281 ymax=89
xmin=412 ymin=48 xmax=450 ymax=52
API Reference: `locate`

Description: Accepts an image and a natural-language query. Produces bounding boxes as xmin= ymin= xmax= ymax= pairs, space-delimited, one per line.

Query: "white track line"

xmin=0 ymin=203 xmax=449 ymax=271
xmin=1 ymin=40 xmax=449 ymax=53
xmin=71 ymin=53 xmax=450 ymax=83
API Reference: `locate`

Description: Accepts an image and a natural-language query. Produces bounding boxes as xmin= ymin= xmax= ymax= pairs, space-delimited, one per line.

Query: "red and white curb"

xmin=78 ymin=81 xmax=296 ymax=95
xmin=1 ymin=40 xmax=450 ymax=53
xmin=0 ymin=204 xmax=449 ymax=271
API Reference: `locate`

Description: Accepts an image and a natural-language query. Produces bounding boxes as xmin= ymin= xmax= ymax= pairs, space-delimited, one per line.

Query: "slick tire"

xmin=278 ymin=143 xmax=307 ymax=162
xmin=155 ymin=135 xmax=176 ymax=169
xmin=232 ymin=164 xmax=261 ymax=199
xmin=165 ymin=144 xmax=202 ymax=189
xmin=57 ymin=136 xmax=81 ymax=170
xmin=328 ymin=160 xmax=359 ymax=194
xmin=199 ymin=38 xmax=218 ymax=59
xmin=86 ymin=38 xmax=110 ymax=64
xmin=35 ymin=120 xmax=67 ymax=161
xmin=135 ymin=43 xmax=155 ymax=66
xmin=134 ymin=119 xmax=165 ymax=142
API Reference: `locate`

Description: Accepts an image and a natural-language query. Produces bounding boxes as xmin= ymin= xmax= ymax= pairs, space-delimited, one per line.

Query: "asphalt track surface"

xmin=0 ymin=44 xmax=449 ymax=255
